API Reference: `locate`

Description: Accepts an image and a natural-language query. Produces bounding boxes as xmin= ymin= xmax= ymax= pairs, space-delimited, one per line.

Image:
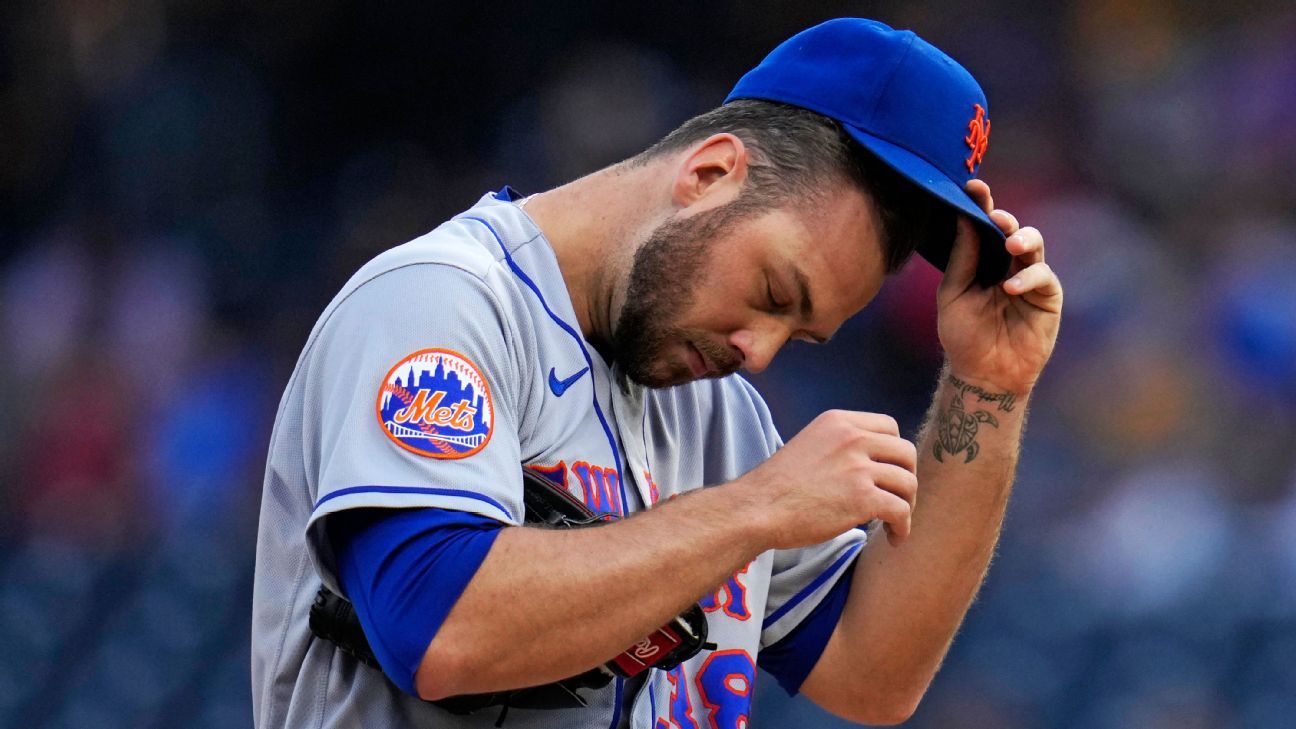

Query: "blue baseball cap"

xmin=725 ymin=18 xmax=1011 ymax=286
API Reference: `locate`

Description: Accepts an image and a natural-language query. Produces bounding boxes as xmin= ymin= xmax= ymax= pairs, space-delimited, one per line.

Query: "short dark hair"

xmin=633 ymin=99 xmax=952 ymax=273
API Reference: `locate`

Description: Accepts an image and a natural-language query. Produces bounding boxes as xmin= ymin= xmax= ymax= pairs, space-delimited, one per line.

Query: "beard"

xmin=611 ymin=199 xmax=754 ymax=388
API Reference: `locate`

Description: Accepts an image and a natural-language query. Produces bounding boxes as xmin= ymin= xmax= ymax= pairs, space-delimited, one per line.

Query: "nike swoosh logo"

xmin=548 ymin=366 xmax=589 ymax=397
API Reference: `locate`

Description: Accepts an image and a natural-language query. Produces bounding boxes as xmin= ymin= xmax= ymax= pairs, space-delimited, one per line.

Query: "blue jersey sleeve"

xmin=756 ymin=556 xmax=857 ymax=696
xmin=328 ymin=507 xmax=503 ymax=696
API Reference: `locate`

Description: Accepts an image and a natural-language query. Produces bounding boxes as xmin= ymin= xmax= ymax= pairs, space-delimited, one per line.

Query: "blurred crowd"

xmin=1 ymin=1 xmax=1293 ymax=727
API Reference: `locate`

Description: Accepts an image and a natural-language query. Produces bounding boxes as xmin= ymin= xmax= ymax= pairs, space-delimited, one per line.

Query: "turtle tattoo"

xmin=934 ymin=393 xmax=999 ymax=463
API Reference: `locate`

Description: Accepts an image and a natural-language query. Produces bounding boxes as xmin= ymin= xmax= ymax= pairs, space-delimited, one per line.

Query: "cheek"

xmin=672 ymin=298 xmax=740 ymax=339
xmin=674 ymin=266 xmax=760 ymax=332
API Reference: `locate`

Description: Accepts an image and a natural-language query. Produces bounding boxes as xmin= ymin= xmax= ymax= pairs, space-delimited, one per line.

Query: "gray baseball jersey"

xmin=251 ymin=189 xmax=868 ymax=729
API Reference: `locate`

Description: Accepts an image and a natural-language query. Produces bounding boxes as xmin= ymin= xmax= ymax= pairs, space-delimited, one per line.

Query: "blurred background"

xmin=1 ymin=1 xmax=1294 ymax=727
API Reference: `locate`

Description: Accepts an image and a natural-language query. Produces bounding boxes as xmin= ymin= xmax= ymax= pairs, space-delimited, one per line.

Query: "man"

xmin=252 ymin=17 xmax=1062 ymax=729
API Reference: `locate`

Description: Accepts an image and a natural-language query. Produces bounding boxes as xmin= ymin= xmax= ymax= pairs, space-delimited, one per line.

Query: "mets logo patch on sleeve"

xmin=376 ymin=348 xmax=494 ymax=459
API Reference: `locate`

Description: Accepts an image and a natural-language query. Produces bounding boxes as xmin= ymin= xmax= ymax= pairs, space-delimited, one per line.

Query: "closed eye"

xmin=765 ymin=274 xmax=788 ymax=311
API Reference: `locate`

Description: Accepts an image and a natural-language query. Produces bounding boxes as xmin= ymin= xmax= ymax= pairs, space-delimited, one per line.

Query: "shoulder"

xmin=316 ymin=200 xmax=555 ymax=346
xmin=341 ymin=219 xmax=514 ymax=297
xmin=326 ymin=194 xmax=557 ymax=321
xmin=316 ymin=258 xmax=518 ymax=350
xmin=293 ymin=230 xmax=537 ymax=396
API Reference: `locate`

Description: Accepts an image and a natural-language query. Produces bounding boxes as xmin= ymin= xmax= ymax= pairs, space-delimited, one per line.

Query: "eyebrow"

xmin=790 ymin=265 xmax=830 ymax=344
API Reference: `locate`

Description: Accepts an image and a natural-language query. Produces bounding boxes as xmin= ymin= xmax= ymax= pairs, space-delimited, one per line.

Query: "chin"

xmin=628 ymin=358 xmax=694 ymax=389
xmin=621 ymin=338 xmax=709 ymax=389
xmin=643 ymin=370 xmax=695 ymax=389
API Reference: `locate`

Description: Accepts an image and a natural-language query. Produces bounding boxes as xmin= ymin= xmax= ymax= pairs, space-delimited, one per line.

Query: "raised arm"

xmin=798 ymin=180 xmax=1063 ymax=724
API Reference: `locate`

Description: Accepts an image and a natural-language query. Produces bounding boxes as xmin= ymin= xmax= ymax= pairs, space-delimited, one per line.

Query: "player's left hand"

xmin=935 ymin=180 xmax=1062 ymax=395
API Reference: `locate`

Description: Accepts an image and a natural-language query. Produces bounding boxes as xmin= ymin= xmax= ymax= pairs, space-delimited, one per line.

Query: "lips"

xmin=685 ymin=342 xmax=710 ymax=378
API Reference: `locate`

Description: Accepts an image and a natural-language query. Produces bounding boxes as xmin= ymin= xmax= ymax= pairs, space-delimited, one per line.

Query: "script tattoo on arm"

xmin=932 ymin=374 xmax=1017 ymax=464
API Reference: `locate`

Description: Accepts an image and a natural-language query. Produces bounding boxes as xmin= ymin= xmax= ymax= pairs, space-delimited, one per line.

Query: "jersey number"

xmin=571 ymin=460 xmax=622 ymax=515
xmin=699 ymin=566 xmax=751 ymax=621
xmin=656 ymin=651 xmax=755 ymax=729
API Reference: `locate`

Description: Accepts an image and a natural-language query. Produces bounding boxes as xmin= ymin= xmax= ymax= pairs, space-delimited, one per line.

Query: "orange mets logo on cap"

xmin=964 ymin=103 xmax=990 ymax=173
xmin=376 ymin=348 xmax=494 ymax=459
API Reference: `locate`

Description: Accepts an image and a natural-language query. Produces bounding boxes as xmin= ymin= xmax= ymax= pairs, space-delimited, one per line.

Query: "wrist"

xmin=715 ymin=471 xmax=784 ymax=551
xmin=941 ymin=366 xmax=1034 ymax=401
xmin=925 ymin=366 xmax=1029 ymax=467
xmin=938 ymin=368 xmax=1031 ymax=421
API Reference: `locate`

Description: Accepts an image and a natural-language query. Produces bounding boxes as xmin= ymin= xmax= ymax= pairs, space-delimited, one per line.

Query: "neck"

xmin=523 ymin=160 xmax=668 ymax=354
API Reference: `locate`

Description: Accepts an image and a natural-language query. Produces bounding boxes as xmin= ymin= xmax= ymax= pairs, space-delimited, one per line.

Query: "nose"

xmin=729 ymin=329 xmax=780 ymax=374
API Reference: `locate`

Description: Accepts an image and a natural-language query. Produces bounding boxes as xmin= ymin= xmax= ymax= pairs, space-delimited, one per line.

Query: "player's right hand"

xmin=740 ymin=410 xmax=917 ymax=550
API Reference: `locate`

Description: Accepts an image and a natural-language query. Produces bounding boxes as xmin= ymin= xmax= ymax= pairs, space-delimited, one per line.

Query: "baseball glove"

xmin=310 ymin=466 xmax=710 ymax=715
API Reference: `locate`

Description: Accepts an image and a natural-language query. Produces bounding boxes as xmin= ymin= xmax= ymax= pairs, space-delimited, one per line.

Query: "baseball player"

xmin=252 ymin=18 xmax=1062 ymax=729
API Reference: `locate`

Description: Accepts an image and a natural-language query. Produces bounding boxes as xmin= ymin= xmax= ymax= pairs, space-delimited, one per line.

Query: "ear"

xmin=670 ymin=133 xmax=750 ymax=208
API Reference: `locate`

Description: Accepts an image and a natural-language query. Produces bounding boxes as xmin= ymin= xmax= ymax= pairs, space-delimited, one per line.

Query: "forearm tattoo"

xmin=932 ymin=374 xmax=1016 ymax=463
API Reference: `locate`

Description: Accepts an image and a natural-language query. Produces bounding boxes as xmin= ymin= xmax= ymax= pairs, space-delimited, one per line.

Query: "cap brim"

xmin=841 ymin=125 xmax=1012 ymax=288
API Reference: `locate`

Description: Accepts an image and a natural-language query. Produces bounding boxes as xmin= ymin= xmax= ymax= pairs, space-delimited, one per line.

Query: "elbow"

xmin=414 ymin=669 xmax=455 ymax=703
xmin=836 ymin=698 xmax=919 ymax=727
xmin=864 ymin=697 xmax=921 ymax=726
xmin=414 ymin=633 xmax=472 ymax=701
xmin=828 ymin=685 xmax=925 ymax=726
